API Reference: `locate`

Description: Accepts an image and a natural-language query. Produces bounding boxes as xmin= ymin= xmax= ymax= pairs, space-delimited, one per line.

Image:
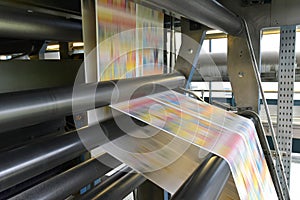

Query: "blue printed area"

xmin=80 ymin=184 xmax=91 ymax=195
xmin=94 ymin=178 xmax=101 ymax=186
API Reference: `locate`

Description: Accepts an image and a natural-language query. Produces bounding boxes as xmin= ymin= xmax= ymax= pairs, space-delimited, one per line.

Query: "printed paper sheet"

xmin=109 ymin=90 xmax=278 ymax=200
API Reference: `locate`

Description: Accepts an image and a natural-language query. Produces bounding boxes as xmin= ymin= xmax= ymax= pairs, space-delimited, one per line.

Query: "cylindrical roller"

xmin=0 ymin=72 xmax=185 ymax=133
xmin=138 ymin=0 xmax=243 ymax=36
xmin=0 ymin=6 xmax=81 ymax=41
xmin=0 ymin=115 xmax=120 ymax=192
xmin=91 ymin=171 xmax=146 ymax=200
xmin=0 ymin=157 xmax=80 ymax=200
xmin=0 ymin=115 xmax=140 ymax=193
xmin=171 ymin=155 xmax=230 ymax=200
xmin=79 ymin=166 xmax=131 ymax=200
xmin=0 ymin=130 xmax=85 ymax=193
xmin=9 ymin=154 xmax=122 ymax=200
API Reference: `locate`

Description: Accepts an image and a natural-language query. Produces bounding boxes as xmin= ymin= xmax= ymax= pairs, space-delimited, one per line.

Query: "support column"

xmin=174 ymin=18 xmax=206 ymax=83
xmin=227 ymin=33 xmax=260 ymax=112
xmin=276 ymin=25 xmax=296 ymax=198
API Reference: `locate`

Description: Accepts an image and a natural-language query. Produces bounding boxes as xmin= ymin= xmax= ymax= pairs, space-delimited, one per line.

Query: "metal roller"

xmin=90 ymin=171 xmax=146 ymax=200
xmin=9 ymin=154 xmax=122 ymax=200
xmin=0 ymin=6 xmax=81 ymax=41
xmin=0 ymin=129 xmax=86 ymax=193
xmin=0 ymin=72 xmax=185 ymax=133
xmin=171 ymin=155 xmax=230 ymax=200
xmin=79 ymin=166 xmax=132 ymax=200
xmin=0 ymin=112 xmax=155 ymax=195
xmin=138 ymin=0 xmax=243 ymax=36
xmin=0 ymin=114 xmax=130 ymax=193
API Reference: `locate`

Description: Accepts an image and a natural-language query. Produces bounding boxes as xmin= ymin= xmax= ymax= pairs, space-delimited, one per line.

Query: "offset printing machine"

xmin=1 ymin=0 xmax=300 ymax=199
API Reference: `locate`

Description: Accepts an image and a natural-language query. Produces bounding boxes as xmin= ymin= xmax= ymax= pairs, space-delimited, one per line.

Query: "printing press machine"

xmin=0 ymin=0 xmax=300 ymax=199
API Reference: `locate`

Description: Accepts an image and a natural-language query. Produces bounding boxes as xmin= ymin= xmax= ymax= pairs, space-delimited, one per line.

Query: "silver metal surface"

xmin=81 ymin=0 xmax=98 ymax=125
xmin=91 ymin=171 xmax=145 ymax=200
xmin=169 ymin=15 xmax=175 ymax=73
xmin=220 ymin=0 xmax=300 ymax=30
xmin=227 ymin=34 xmax=259 ymax=112
xmin=81 ymin=0 xmax=97 ymax=84
xmin=0 ymin=0 xmax=81 ymax=20
xmin=9 ymin=155 xmax=122 ymax=200
xmin=0 ymin=130 xmax=86 ymax=192
xmin=0 ymin=72 xmax=185 ymax=133
xmin=0 ymin=6 xmax=82 ymax=41
xmin=175 ymin=18 xmax=207 ymax=79
xmin=243 ymin=19 xmax=290 ymax=200
xmin=271 ymin=0 xmax=300 ymax=27
xmin=276 ymin=26 xmax=296 ymax=196
xmin=185 ymin=30 xmax=206 ymax=89
xmin=137 ymin=0 xmax=243 ymax=36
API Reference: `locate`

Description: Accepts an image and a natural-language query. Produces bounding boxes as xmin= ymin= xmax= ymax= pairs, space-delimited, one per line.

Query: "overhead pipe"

xmin=0 ymin=6 xmax=81 ymax=41
xmin=9 ymin=155 xmax=122 ymax=200
xmin=138 ymin=0 xmax=243 ymax=36
xmin=0 ymin=72 xmax=185 ymax=133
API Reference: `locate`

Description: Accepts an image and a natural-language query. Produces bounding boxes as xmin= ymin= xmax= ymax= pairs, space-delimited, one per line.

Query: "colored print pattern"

xmin=111 ymin=90 xmax=277 ymax=200
xmin=97 ymin=1 xmax=163 ymax=81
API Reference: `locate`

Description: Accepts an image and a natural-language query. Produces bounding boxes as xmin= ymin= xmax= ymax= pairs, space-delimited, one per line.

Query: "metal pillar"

xmin=227 ymin=34 xmax=260 ymax=112
xmin=243 ymin=19 xmax=290 ymax=200
xmin=174 ymin=18 xmax=206 ymax=81
xmin=81 ymin=0 xmax=98 ymax=125
xmin=169 ymin=15 xmax=175 ymax=73
xmin=276 ymin=25 xmax=296 ymax=198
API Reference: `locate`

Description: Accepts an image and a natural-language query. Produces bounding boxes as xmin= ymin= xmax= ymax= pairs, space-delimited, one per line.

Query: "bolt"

xmin=238 ymin=72 xmax=245 ymax=78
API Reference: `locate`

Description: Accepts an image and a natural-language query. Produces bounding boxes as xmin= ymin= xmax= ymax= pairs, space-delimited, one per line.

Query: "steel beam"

xmin=227 ymin=35 xmax=259 ymax=112
xmin=276 ymin=25 xmax=296 ymax=198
